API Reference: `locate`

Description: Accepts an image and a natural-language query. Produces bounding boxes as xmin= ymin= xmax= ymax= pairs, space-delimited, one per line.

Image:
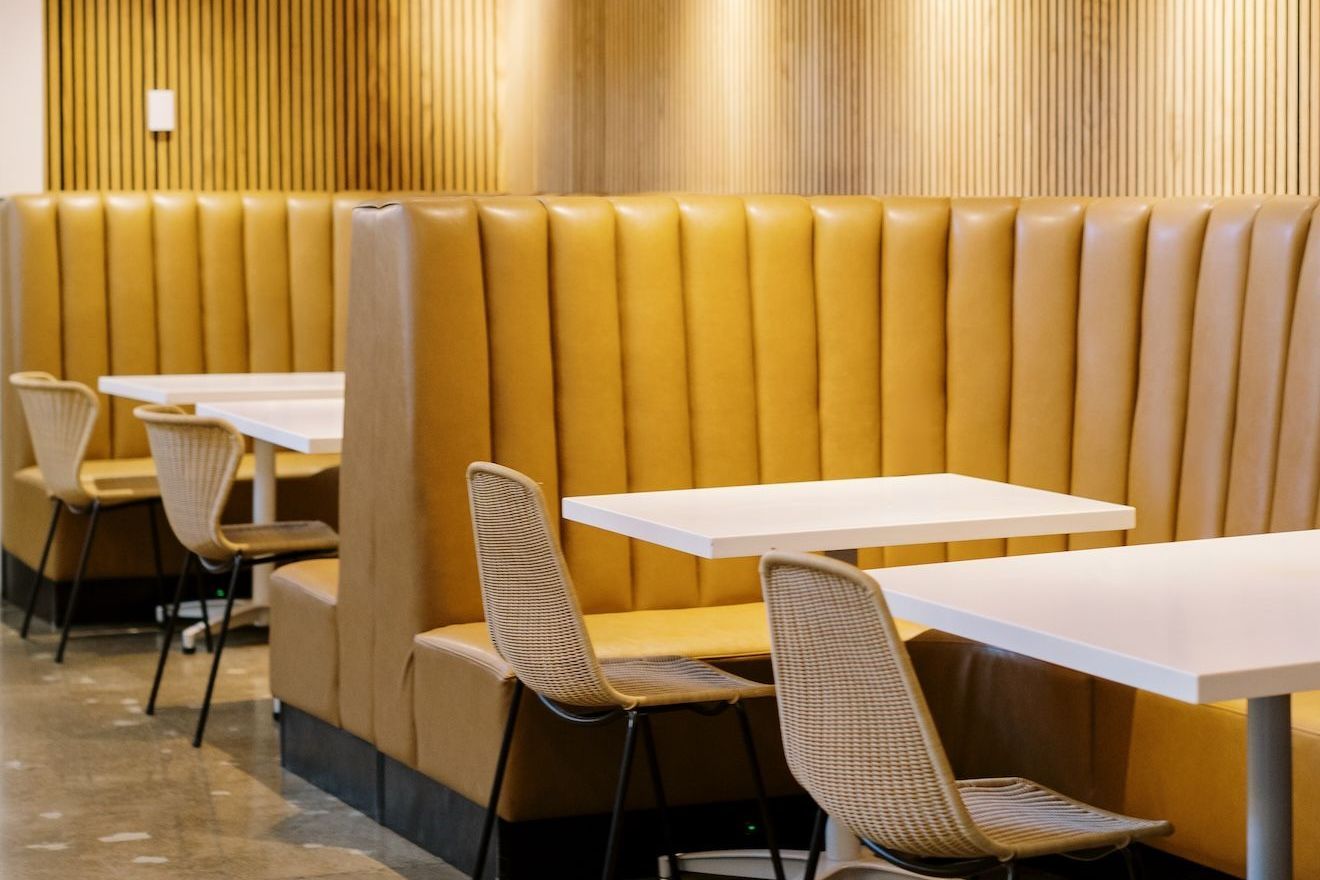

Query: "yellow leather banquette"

xmin=0 ymin=192 xmax=368 ymax=590
xmin=271 ymin=194 xmax=1319 ymax=877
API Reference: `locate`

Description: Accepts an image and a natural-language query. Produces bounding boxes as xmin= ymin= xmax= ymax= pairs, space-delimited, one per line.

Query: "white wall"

xmin=0 ymin=0 xmax=45 ymax=194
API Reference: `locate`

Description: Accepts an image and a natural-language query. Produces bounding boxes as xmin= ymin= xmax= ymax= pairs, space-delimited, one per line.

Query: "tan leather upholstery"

xmin=2 ymin=192 xmax=362 ymax=584
xmin=270 ymin=558 xmax=341 ymax=727
xmin=291 ymin=193 xmax=1320 ymax=871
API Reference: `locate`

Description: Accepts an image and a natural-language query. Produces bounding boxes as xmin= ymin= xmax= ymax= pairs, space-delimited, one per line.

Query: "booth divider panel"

xmin=880 ymin=197 xmax=949 ymax=567
xmin=1126 ymin=199 xmax=1212 ymax=546
xmin=287 ymin=194 xmax=336 ymax=372
xmin=1069 ymin=199 xmax=1151 ymax=551
xmin=677 ymin=196 xmax=760 ymax=605
xmin=613 ymin=196 xmax=700 ymax=611
xmin=57 ymin=194 xmax=113 ymax=461
xmin=1007 ymin=199 xmax=1086 ymax=556
xmin=332 ymin=194 xmax=376 ymax=370
xmin=197 ymin=194 xmax=250 ymax=373
xmin=337 ymin=204 xmax=400 ymax=744
xmin=1177 ymin=198 xmax=1262 ymax=541
xmin=810 ymin=197 xmax=884 ymax=570
xmin=105 ymin=193 xmax=158 ymax=459
xmin=544 ymin=198 xmax=632 ymax=615
xmin=151 ymin=194 xmax=206 ymax=375
xmin=1271 ymin=216 xmax=1320 ymax=532
xmin=945 ymin=198 xmax=1016 ymax=562
xmin=376 ymin=200 xmax=493 ymax=763
xmin=745 ymin=196 xmax=821 ymax=488
xmin=241 ymin=194 xmax=295 ymax=373
xmin=1224 ymin=197 xmax=1316 ymax=537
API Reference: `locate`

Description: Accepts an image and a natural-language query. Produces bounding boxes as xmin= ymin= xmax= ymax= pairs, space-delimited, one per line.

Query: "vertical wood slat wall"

xmin=42 ymin=0 xmax=1320 ymax=197
xmin=44 ymin=0 xmax=499 ymax=191
xmin=531 ymin=0 xmax=1320 ymax=197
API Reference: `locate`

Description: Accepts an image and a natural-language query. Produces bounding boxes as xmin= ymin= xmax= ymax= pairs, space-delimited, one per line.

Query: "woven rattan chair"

xmin=136 ymin=404 xmax=338 ymax=747
xmin=466 ymin=462 xmax=786 ymax=880
xmin=9 ymin=372 xmax=175 ymax=662
xmin=760 ymin=551 xmax=1172 ymax=879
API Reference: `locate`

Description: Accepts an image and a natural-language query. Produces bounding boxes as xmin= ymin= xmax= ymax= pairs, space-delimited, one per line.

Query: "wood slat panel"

xmin=511 ymin=0 xmax=1320 ymax=197
xmin=45 ymin=0 xmax=1320 ymax=197
xmin=45 ymin=0 xmax=499 ymax=191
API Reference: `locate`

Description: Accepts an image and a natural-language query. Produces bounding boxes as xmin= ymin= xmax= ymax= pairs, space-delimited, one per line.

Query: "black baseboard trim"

xmin=279 ymin=704 xmax=816 ymax=879
xmin=279 ymin=705 xmax=382 ymax=820
xmin=2 ymin=550 xmax=252 ymax=629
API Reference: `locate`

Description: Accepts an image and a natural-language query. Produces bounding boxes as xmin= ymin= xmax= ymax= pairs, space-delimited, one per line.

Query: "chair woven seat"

xmin=600 ymin=656 xmax=775 ymax=707
xmin=957 ymin=778 xmax=1171 ymax=859
xmin=220 ymin=520 xmax=340 ymax=557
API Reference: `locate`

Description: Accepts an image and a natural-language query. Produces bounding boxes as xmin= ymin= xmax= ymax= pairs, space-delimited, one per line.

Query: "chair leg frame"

xmin=472 ymin=678 xmax=525 ymax=880
xmin=55 ymin=499 xmax=100 ymax=663
xmin=193 ymin=555 xmax=244 ymax=747
xmin=601 ymin=711 xmax=641 ymax=880
xmin=20 ymin=498 xmax=61 ymax=640
xmin=472 ymin=689 xmax=787 ymax=880
xmin=734 ymin=700 xmax=787 ymax=880
xmin=192 ymin=564 xmax=213 ymax=653
xmin=147 ymin=552 xmax=195 ymax=715
xmin=639 ymin=713 xmax=679 ymax=877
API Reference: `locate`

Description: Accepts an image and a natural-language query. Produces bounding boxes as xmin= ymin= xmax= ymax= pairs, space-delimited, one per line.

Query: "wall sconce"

xmin=146 ymin=89 xmax=175 ymax=132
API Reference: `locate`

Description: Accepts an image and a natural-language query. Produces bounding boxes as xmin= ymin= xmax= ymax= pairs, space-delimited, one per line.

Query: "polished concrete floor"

xmin=0 ymin=600 xmax=1231 ymax=880
xmin=0 ymin=603 xmax=463 ymax=880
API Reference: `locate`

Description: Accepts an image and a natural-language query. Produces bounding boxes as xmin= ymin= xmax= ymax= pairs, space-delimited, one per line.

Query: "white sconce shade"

xmin=146 ymin=89 xmax=175 ymax=132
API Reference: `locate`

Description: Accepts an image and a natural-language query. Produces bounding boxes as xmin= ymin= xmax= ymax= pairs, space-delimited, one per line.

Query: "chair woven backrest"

xmin=9 ymin=372 xmax=98 ymax=508
xmin=465 ymin=462 xmax=627 ymax=708
xmin=760 ymin=551 xmax=1004 ymax=859
xmin=135 ymin=404 xmax=244 ymax=563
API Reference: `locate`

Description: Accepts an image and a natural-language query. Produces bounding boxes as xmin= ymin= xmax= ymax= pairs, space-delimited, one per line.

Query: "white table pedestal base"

xmin=665 ymin=842 xmax=923 ymax=879
xmin=1247 ymin=695 xmax=1292 ymax=880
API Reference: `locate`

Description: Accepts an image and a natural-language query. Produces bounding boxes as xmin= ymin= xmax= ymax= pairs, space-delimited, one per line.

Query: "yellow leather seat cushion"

xmin=14 ymin=451 xmax=341 ymax=495
xmin=1105 ymin=687 xmax=1320 ymax=878
xmin=7 ymin=453 xmax=340 ymax=582
xmin=412 ymin=604 xmax=928 ymax=821
xmin=270 ymin=558 xmax=341 ymax=727
xmin=416 ymin=601 xmax=931 ymax=676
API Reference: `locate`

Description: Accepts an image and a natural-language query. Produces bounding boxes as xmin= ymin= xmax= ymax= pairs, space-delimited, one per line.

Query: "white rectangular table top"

xmin=562 ymin=473 xmax=1134 ymax=558
xmin=99 ymin=371 xmax=344 ymax=404
xmin=195 ymin=398 xmax=344 ymax=454
xmin=876 ymin=530 xmax=1320 ymax=705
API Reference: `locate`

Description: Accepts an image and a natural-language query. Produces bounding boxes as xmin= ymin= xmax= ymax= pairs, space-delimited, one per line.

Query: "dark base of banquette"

xmin=2 ymin=550 xmax=253 ymax=630
xmin=279 ymin=704 xmax=817 ymax=879
xmin=279 ymin=705 xmax=1232 ymax=880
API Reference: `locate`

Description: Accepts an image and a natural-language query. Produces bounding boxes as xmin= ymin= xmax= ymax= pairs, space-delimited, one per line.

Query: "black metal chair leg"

xmin=55 ymin=500 xmax=100 ymax=663
xmin=734 ymin=701 xmax=786 ymax=880
xmin=21 ymin=499 xmax=61 ymax=639
xmin=147 ymin=553 xmax=194 ymax=714
xmin=803 ymin=807 xmax=827 ymax=880
xmin=602 ymin=711 xmax=641 ymax=880
xmin=192 ymin=563 xmax=213 ymax=653
xmin=473 ymin=679 xmax=525 ymax=880
xmin=1121 ymin=846 xmax=1141 ymax=880
xmin=192 ymin=557 xmax=243 ymax=747
xmin=639 ymin=713 xmax=679 ymax=878
xmin=145 ymin=502 xmax=169 ymax=627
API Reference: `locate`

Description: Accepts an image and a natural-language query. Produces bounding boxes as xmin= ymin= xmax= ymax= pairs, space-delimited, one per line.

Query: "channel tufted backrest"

xmin=0 ymin=191 xmax=376 ymax=575
xmin=342 ymin=194 xmax=1320 ymax=763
